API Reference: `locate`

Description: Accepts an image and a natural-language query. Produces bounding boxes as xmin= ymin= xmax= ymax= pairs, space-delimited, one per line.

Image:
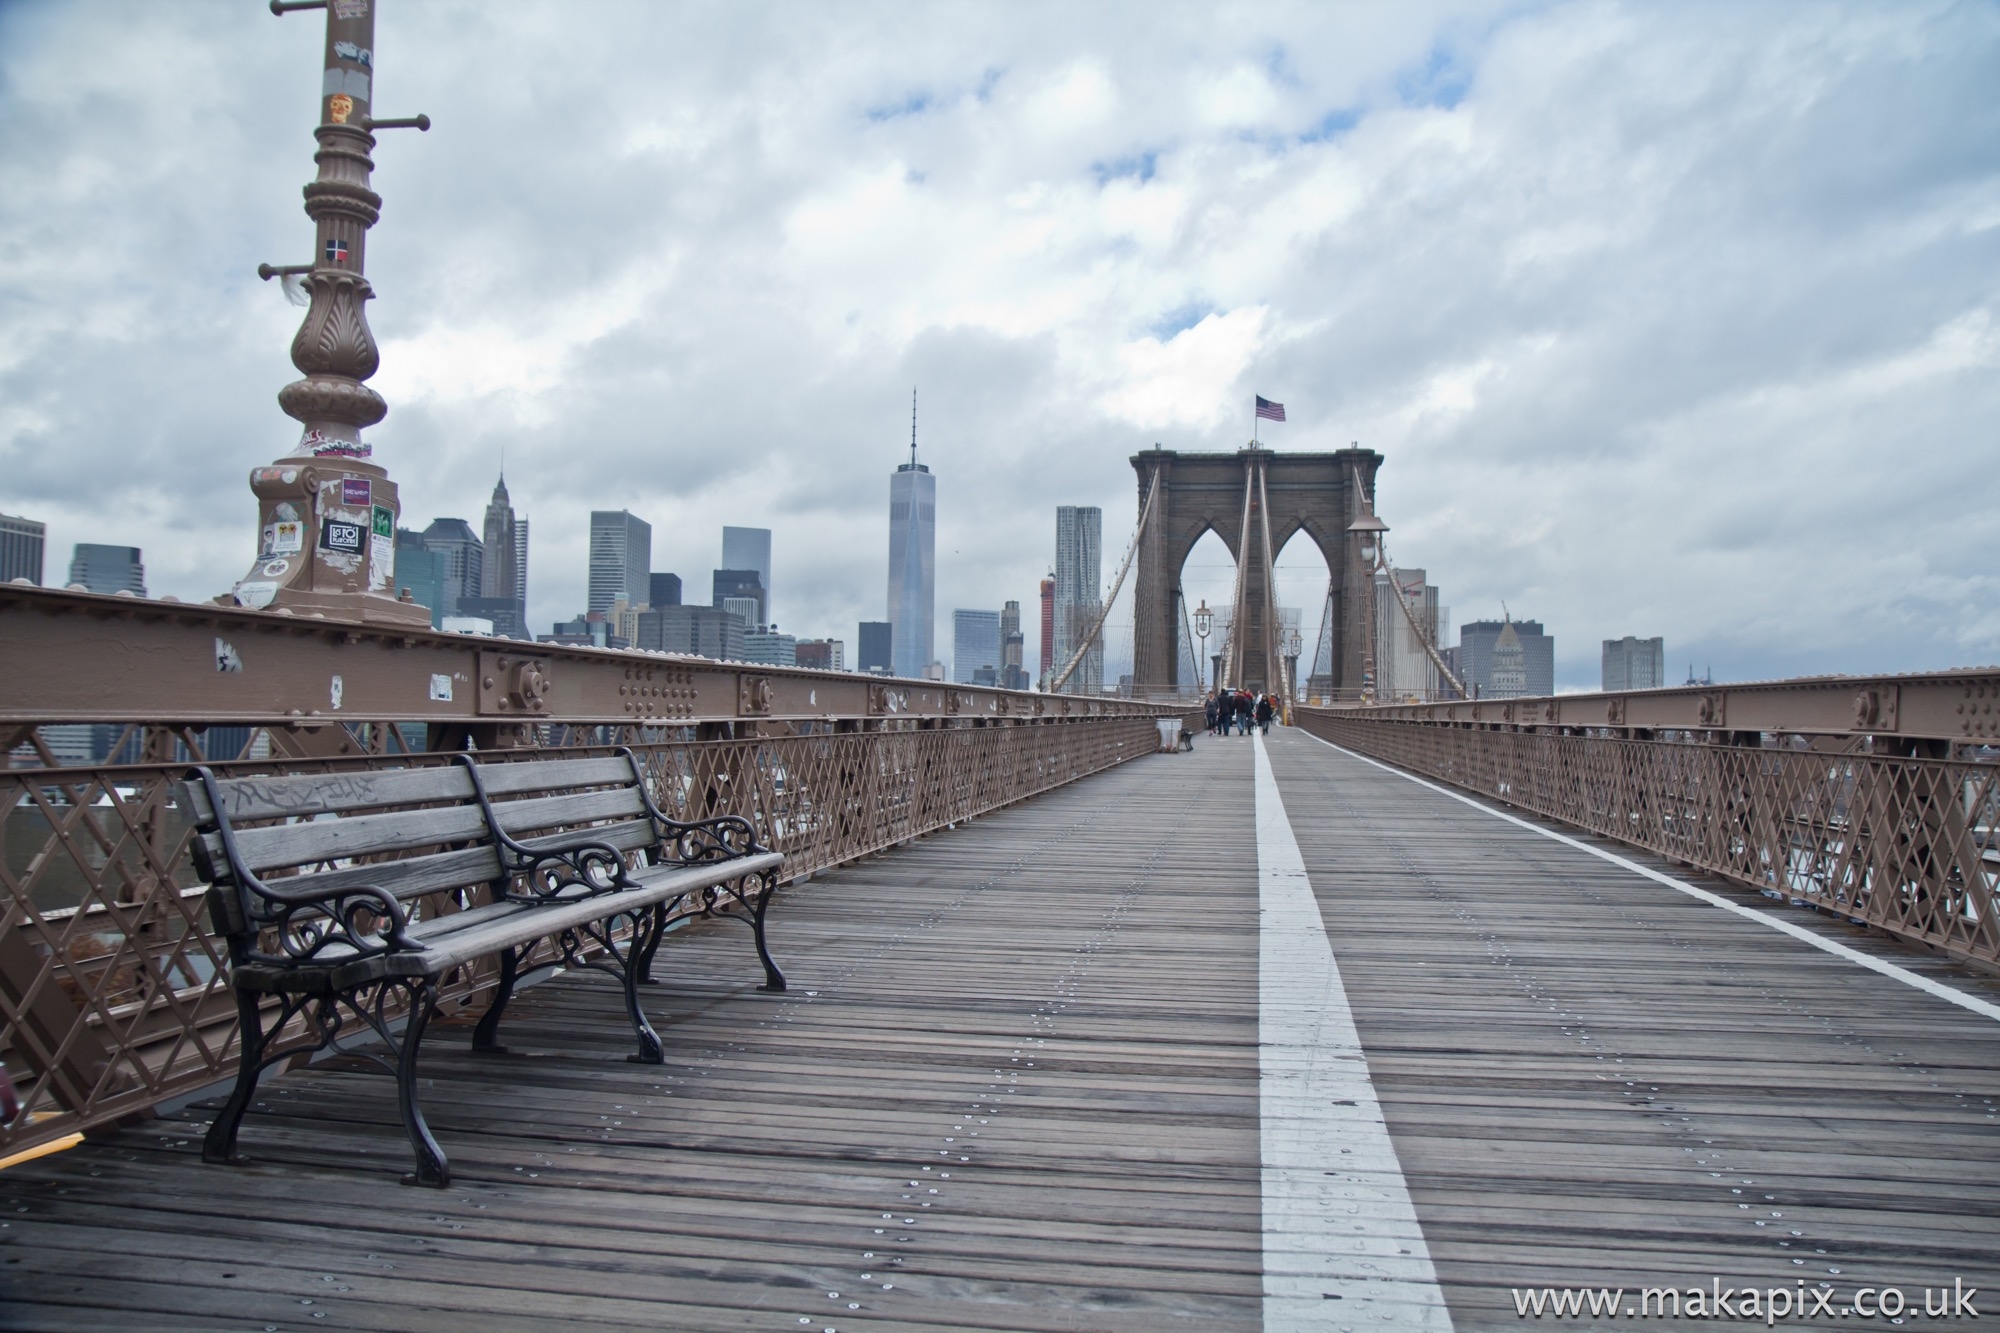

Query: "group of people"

xmin=1205 ymin=688 xmax=1276 ymax=736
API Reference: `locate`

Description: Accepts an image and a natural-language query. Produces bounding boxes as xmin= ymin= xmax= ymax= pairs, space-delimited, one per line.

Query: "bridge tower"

xmin=1131 ymin=446 xmax=1382 ymax=697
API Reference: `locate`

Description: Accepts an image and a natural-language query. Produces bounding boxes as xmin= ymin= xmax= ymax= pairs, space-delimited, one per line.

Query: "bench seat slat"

xmin=233 ymin=851 xmax=783 ymax=990
xmin=408 ymin=851 xmax=782 ymax=974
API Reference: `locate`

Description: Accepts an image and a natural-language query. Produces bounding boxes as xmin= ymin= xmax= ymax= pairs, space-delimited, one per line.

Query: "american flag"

xmin=1255 ymin=395 xmax=1286 ymax=423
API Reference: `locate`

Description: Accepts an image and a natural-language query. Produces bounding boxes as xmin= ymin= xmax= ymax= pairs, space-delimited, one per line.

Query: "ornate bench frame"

xmin=182 ymin=748 xmax=784 ymax=1187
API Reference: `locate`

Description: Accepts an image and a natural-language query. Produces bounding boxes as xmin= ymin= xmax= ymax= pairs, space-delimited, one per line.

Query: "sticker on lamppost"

xmin=320 ymin=518 xmax=365 ymax=555
xmin=267 ymin=520 xmax=304 ymax=554
xmin=369 ymin=505 xmax=394 ymax=591
xmin=233 ymin=581 xmax=279 ymax=610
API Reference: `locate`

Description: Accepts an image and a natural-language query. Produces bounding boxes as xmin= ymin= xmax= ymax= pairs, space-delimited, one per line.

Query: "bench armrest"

xmin=616 ymin=748 xmax=768 ymax=864
xmin=188 ymin=765 xmax=419 ymax=965
xmin=500 ymin=839 xmax=639 ymax=904
xmin=455 ymin=755 xmax=648 ymax=905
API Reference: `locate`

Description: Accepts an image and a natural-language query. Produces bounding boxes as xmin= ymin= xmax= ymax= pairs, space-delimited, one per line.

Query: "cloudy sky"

xmin=2 ymin=0 xmax=1997 ymax=688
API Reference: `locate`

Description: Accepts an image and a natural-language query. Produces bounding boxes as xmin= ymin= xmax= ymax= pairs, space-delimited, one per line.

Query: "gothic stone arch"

xmin=1130 ymin=446 xmax=1383 ymax=695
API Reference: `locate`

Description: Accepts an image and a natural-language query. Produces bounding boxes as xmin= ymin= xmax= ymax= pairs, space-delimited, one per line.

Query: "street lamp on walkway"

xmin=1193 ymin=600 xmax=1212 ymax=692
xmin=1347 ymin=511 xmax=1388 ymax=705
xmin=225 ymin=0 xmax=432 ymax=627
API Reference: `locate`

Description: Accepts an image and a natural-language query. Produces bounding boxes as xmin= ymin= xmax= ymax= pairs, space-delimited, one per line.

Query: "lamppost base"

xmin=224 ymin=453 xmax=431 ymax=629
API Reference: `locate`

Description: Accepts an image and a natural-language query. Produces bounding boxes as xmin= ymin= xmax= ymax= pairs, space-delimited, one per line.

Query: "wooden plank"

xmin=1261 ymin=726 xmax=2000 ymax=1327
xmin=227 ymin=785 xmax=646 ymax=873
xmin=190 ymin=756 xmax=636 ymax=823
xmin=288 ymin=819 xmax=657 ymax=902
xmin=12 ymin=728 xmax=1997 ymax=1330
xmin=0 ymin=741 xmax=1263 ymax=1332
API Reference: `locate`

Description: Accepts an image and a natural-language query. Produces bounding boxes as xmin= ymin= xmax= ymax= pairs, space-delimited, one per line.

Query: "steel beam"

xmin=0 ymin=586 xmax=1167 ymax=731
xmin=1310 ymin=673 xmax=2000 ymax=744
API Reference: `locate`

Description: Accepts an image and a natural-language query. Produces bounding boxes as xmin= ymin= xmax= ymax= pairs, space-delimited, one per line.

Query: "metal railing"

xmin=1296 ymin=686 xmax=2000 ymax=969
xmin=0 ymin=586 xmax=1176 ymax=1156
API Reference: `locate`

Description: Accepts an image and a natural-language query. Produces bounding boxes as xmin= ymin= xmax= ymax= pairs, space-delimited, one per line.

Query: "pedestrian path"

xmin=0 ymin=726 xmax=1996 ymax=1330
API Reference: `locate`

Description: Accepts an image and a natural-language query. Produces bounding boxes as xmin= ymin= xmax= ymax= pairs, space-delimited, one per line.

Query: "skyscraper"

xmin=1000 ymin=600 xmax=1027 ymax=691
xmin=472 ymin=475 xmax=529 ymax=638
xmin=67 ymin=544 xmax=146 ymax=596
xmin=1374 ymin=566 xmax=1446 ymax=701
xmin=1490 ymin=621 xmax=1529 ymax=697
xmin=514 ymin=518 xmax=530 ymax=621
xmin=649 ymin=572 xmax=682 ymax=607
xmin=721 ymin=527 xmax=772 ymax=625
xmin=588 ymin=510 xmax=651 ymax=614
xmin=1459 ymin=617 xmax=1554 ymax=697
xmin=887 ymin=403 xmax=935 ymax=679
xmin=1603 ymin=636 xmax=1666 ymax=691
xmin=420 ymin=518 xmax=482 ymax=617
xmin=952 ymin=609 xmax=1002 ymax=684
xmin=1 ymin=514 xmax=45 ymax=585
xmin=1039 ymin=576 xmax=1055 ymax=682
xmin=858 ymin=621 xmax=893 ymax=674
xmin=712 ymin=569 xmax=766 ymax=627
xmin=393 ymin=528 xmax=449 ymax=628
xmin=1051 ymin=507 xmax=1102 ymax=694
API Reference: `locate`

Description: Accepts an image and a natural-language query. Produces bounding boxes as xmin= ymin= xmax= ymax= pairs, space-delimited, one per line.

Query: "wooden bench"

xmin=181 ymin=748 xmax=785 ymax=1187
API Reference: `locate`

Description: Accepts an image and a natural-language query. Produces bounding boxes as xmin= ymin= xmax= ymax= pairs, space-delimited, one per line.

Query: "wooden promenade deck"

xmin=3 ymin=727 xmax=1999 ymax=1330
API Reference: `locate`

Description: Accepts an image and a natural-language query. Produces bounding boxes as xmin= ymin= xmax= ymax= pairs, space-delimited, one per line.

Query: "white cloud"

xmin=2 ymin=0 xmax=1996 ymax=687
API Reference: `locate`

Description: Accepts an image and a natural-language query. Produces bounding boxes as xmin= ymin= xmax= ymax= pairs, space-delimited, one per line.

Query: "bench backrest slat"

xmin=277 ymin=818 xmax=658 ymax=903
xmin=212 ymin=784 xmax=650 ymax=875
xmin=186 ymin=755 xmax=639 ymax=824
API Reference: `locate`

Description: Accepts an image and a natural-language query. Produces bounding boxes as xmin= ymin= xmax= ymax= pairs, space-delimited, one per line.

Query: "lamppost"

xmin=1347 ymin=511 xmax=1387 ymax=705
xmin=1193 ymin=600 xmax=1212 ymax=693
xmin=1282 ymin=624 xmax=1302 ymax=703
xmin=227 ymin=0 xmax=431 ymax=627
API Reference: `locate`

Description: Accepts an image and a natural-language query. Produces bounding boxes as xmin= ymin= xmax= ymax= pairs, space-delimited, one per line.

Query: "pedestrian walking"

xmin=1255 ymin=692 xmax=1274 ymax=735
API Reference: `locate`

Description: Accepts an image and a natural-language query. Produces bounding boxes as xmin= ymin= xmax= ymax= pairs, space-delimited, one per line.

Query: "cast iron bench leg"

xmin=396 ymin=980 xmax=449 ymax=1187
xmin=635 ymin=908 xmax=664 ymax=985
xmin=471 ymin=946 xmax=520 ymax=1054
xmin=623 ymin=910 xmax=666 ymax=1065
xmin=751 ymin=877 xmax=786 ymax=993
xmin=202 ymin=987 xmax=278 ymax=1166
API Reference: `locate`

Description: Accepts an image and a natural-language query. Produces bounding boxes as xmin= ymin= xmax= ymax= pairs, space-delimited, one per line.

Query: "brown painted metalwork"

xmin=1294 ymin=708 xmax=2000 ymax=969
xmin=1324 ymin=671 xmax=2000 ymax=745
xmin=0 ymin=586 xmax=1163 ymax=744
xmin=0 ymin=702 xmax=1160 ymax=1157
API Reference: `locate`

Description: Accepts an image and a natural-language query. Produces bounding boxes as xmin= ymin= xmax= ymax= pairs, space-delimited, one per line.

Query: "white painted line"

xmin=1254 ymin=732 xmax=1455 ymax=1331
xmin=1294 ymin=728 xmax=2000 ymax=1026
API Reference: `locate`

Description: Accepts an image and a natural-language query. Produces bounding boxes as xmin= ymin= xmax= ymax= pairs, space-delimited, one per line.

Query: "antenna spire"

xmin=910 ymin=387 xmax=919 ymax=467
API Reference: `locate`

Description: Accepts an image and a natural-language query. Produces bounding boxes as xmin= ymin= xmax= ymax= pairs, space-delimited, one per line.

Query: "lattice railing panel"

xmin=1294 ymin=714 xmax=2000 ymax=967
xmin=0 ymin=718 xmax=1154 ymax=1155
